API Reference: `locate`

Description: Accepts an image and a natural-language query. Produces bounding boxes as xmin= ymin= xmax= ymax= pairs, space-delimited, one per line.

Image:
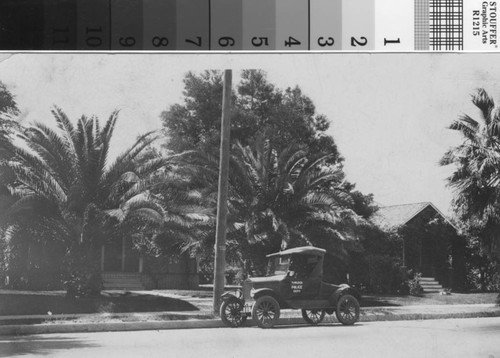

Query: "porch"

xmin=100 ymin=237 xmax=199 ymax=290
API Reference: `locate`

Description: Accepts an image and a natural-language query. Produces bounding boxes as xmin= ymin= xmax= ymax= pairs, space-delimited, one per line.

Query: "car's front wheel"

xmin=220 ymin=297 xmax=247 ymax=327
xmin=252 ymin=295 xmax=280 ymax=328
xmin=302 ymin=309 xmax=326 ymax=325
xmin=335 ymin=294 xmax=360 ymax=325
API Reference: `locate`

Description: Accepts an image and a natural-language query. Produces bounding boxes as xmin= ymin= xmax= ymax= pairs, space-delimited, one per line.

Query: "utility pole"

xmin=213 ymin=69 xmax=232 ymax=314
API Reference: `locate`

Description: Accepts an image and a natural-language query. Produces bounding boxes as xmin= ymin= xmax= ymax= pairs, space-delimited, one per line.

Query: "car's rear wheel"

xmin=301 ymin=309 xmax=326 ymax=325
xmin=252 ymin=295 xmax=280 ymax=328
xmin=220 ymin=298 xmax=247 ymax=328
xmin=335 ymin=294 xmax=360 ymax=325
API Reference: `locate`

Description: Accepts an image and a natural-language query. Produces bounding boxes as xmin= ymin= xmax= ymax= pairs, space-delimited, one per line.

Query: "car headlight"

xmin=250 ymin=288 xmax=256 ymax=298
xmin=234 ymin=289 xmax=243 ymax=299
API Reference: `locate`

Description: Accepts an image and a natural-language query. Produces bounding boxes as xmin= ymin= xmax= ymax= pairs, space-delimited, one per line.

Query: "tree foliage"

xmin=181 ymin=136 xmax=361 ymax=277
xmin=161 ymin=70 xmax=341 ymax=163
xmin=0 ymin=80 xmax=20 ymax=213
xmin=441 ymin=89 xmax=500 ymax=257
xmin=0 ymin=80 xmax=20 ymax=122
xmin=160 ymin=70 xmax=378 ymax=278
xmin=1 ymin=108 xmax=208 ymax=295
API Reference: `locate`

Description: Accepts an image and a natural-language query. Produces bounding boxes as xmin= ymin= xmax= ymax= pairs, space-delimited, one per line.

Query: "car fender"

xmin=330 ymin=284 xmax=361 ymax=306
xmin=251 ymin=288 xmax=279 ymax=301
xmin=220 ymin=290 xmax=244 ymax=304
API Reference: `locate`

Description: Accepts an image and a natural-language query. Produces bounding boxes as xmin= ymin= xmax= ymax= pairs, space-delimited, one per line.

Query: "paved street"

xmin=1 ymin=317 xmax=499 ymax=358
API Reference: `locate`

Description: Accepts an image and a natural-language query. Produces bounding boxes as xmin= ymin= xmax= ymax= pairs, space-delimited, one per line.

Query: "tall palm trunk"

xmin=65 ymin=229 xmax=103 ymax=297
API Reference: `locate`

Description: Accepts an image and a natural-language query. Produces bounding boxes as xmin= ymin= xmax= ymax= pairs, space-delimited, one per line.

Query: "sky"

xmin=1 ymin=52 xmax=500 ymax=215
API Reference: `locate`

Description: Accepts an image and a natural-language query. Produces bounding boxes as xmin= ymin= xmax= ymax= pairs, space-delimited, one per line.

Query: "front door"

xmin=102 ymin=237 xmax=140 ymax=272
xmin=421 ymin=236 xmax=435 ymax=276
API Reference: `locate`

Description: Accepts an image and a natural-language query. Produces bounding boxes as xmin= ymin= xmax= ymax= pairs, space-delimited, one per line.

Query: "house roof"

xmin=266 ymin=246 xmax=326 ymax=258
xmin=371 ymin=202 xmax=457 ymax=231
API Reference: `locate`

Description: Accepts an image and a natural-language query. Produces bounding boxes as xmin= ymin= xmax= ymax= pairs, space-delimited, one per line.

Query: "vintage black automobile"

xmin=220 ymin=246 xmax=360 ymax=328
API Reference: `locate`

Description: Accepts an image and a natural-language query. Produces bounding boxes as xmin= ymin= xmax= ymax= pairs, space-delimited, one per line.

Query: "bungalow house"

xmin=0 ymin=232 xmax=199 ymax=291
xmin=371 ymin=202 xmax=467 ymax=291
xmin=100 ymin=237 xmax=199 ymax=290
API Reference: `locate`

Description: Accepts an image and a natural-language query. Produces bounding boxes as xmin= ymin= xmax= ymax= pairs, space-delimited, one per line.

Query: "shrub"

xmin=197 ymin=259 xmax=244 ymax=286
xmin=63 ymin=270 xmax=102 ymax=298
xmin=349 ymin=252 xmax=406 ymax=294
xmin=0 ymin=234 xmax=66 ymax=290
xmin=407 ymin=272 xmax=423 ymax=297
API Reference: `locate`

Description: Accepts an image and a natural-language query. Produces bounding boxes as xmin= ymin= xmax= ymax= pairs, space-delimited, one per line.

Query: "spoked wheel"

xmin=252 ymin=295 xmax=280 ymax=328
xmin=301 ymin=309 xmax=326 ymax=325
xmin=335 ymin=294 xmax=360 ymax=325
xmin=220 ymin=298 xmax=247 ymax=328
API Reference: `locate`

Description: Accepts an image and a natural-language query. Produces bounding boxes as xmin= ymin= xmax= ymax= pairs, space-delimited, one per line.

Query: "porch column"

xmin=121 ymin=237 xmax=126 ymax=272
xmin=402 ymin=237 xmax=406 ymax=267
xmin=100 ymin=245 xmax=105 ymax=271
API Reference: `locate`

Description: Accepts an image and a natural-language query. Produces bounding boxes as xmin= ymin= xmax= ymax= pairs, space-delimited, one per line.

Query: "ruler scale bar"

xmin=242 ymin=0 xmax=276 ymax=50
xmin=342 ymin=0 xmax=375 ymax=51
xmin=0 ymin=0 xmax=498 ymax=51
xmin=276 ymin=0 xmax=308 ymax=51
xmin=211 ymin=0 xmax=243 ymax=50
xmin=110 ymin=0 xmax=143 ymax=50
xmin=176 ymin=0 xmax=209 ymax=50
xmin=143 ymin=0 xmax=176 ymax=50
xmin=310 ymin=0 xmax=342 ymax=50
xmin=76 ymin=0 xmax=110 ymax=50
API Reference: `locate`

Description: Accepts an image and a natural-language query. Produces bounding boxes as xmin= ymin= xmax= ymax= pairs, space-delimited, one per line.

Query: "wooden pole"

xmin=213 ymin=69 xmax=232 ymax=313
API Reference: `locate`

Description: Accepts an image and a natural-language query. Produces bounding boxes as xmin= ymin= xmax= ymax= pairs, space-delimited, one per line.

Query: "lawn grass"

xmin=362 ymin=292 xmax=499 ymax=307
xmin=0 ymin=291 xmax=198 ymax=316
xmin=0 ymin=289 xmax=497 ymax=317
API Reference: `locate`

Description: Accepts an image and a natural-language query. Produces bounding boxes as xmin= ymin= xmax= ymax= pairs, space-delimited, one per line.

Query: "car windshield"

xmin=266 ymin=255 xmax=290 ymax=276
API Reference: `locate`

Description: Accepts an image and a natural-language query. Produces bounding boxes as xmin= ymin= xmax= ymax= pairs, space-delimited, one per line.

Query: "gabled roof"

xmin=371 ymin=202 xmax=457 ymax=231
xmin=266 ymin=246 xmax=326 ymax=258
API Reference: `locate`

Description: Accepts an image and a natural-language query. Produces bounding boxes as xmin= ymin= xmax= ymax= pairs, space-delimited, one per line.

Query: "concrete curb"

xmin=1 ymin=307 xmax=499 ymax=336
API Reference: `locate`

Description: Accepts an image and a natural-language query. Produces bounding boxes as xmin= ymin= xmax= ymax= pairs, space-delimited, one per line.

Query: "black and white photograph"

xmin=0 ymin=53 xmax=499 ymax=357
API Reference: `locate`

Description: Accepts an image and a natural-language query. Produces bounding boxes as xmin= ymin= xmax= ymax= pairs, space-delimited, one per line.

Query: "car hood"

xmin=242 ymin=275 xmax=285 ymax=300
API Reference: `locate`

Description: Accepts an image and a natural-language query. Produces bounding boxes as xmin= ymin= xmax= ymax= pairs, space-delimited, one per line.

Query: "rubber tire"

xmin=252 ymin=295 xmax=280 ymax=328
xmin=335 ymin=294 xmax=360 ymax=325
xmin=220 ymin=298 xmax=247 ymax=328
xmin=301 ymin=309 xmax=326 ymax=325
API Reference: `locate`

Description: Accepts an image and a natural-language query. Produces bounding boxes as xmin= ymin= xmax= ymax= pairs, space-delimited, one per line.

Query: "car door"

xmin=285 ymin=254 xmax=321 ymax=299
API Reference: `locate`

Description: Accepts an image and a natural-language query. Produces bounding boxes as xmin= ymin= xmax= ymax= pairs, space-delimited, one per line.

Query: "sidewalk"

xmin=1 ymin=291 xmax=499 ymax=336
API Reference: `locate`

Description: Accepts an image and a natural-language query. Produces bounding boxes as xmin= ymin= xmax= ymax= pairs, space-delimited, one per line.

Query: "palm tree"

xmin=184 ymin=135 xmax=360 ymax=276
xmin=440 ymin=88 xmax=500 ymax=256
xmin=230 ymin=137 xmax=358 ymax=273
xmin=1 ymin=108 xmax=204 ymax=296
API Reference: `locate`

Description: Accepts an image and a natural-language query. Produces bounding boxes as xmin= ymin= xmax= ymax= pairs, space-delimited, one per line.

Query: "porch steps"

xmin=102 ymin=272 xmax=145 ymax=291
xmin=420 ymin=277 xmax=443 ymax=293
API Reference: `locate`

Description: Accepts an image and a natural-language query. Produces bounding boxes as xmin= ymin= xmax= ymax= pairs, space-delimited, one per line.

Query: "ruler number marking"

xmin=317 ymin=37 xmax=334 ymax=47
xmin=384 ymin=38 xmax=400 ymax=46
xmin=119 ymin=37 xmax=136 ymax=47
xmin=185 ymin=36 xmax=202 ymax=47
xmin=52 ymin=26 xmax=70 ymax=45
xmin=86 ymin=27 xmax=103 ymax=47
xmin=351 ymin=36 xmax=367 ymax=47
xmin=251 ymin=37 xmax=269 ymax=47
xmin=285 ymin=36 xmax=301 ymax=47
xmin=218 ymin=37 xmax=235 ymax=47
xmin=152 ymin=37 xmax=169 ymax=47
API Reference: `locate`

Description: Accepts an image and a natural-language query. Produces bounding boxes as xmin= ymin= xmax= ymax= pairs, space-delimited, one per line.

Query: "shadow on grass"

xmin=0 ymin=291 xmax=198 ymax=316
xmin=0 ymin=336 xmax=99 ymax=357
xmin=360 ymin=297 xmax=401 ymax=307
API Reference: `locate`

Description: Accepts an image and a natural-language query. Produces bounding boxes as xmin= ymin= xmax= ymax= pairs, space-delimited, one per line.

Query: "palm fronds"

xmin=442 ymin=89 xmax=500 ymax=255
